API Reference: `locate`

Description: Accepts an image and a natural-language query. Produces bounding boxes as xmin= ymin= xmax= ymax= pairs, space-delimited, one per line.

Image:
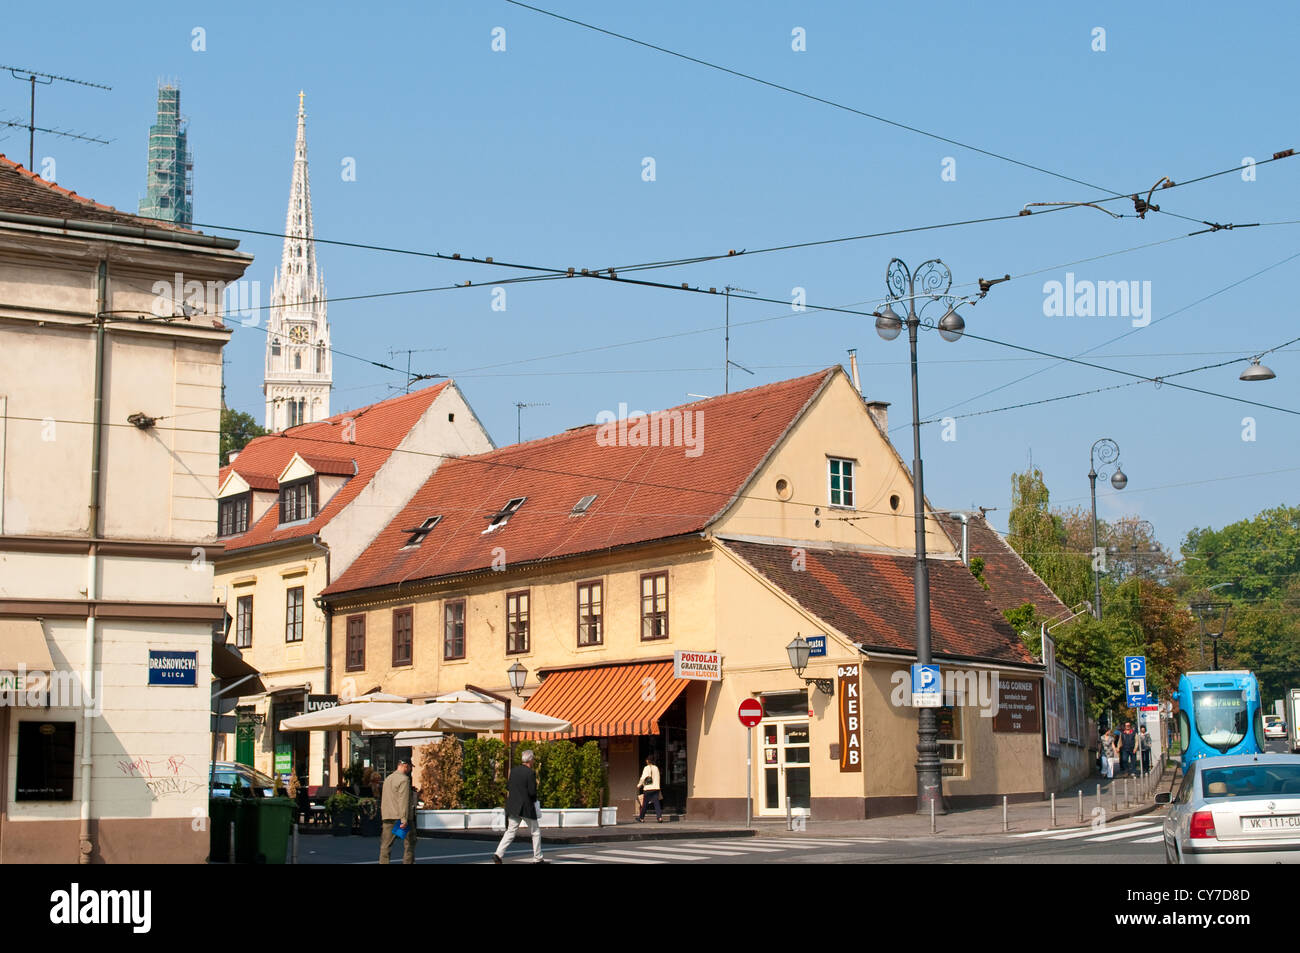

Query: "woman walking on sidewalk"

xmin=637 ymin=755 xmax=664 ymax=822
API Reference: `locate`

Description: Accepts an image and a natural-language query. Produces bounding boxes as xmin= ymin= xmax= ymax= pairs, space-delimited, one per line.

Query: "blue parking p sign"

xmin=911 ymin=664 xmax=941 ymax=708
xmin=1124 ymin=656 xmax=1146 ymax=679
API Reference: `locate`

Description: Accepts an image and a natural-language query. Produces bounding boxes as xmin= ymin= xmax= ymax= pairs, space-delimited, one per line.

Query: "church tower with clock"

xmin=264 ymin=92 xmax=332 ymax=432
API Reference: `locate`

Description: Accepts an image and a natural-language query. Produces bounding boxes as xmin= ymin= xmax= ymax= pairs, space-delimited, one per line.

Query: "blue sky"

xmin=5 ymin=1 xmax=1298 ymax=550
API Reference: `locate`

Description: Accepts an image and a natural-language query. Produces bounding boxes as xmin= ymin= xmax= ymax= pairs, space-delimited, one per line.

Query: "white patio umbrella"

xmin=361 ymin=690 xmax=572 ymax=734
xmin=278 ymin=691 xmax=411 ymax=732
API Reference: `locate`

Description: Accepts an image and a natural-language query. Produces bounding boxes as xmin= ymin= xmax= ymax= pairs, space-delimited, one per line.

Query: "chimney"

xmin=847 ymin=349 xmax=862 ymax=395
xmin=227 ymin=451 xmax=240 ymax=463
xmin=866 ymin=400 xmax=890 ymax=433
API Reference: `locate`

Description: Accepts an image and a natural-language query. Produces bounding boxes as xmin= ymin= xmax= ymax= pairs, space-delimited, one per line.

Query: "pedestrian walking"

xmin=1139 ymin=725 xmax=1152 ymax=774
xmin=1120 ymin=721 xmax=1137 ymax=776
xmin=379 ymin=758 xmax=417 ymax=864
xmin=636 ymin=754 xmax=664 ymax=822
xmin=493 ymin=749 xmax=543 ymax=864
xmin=1098 ymin=728 xmax=1113 ymax=778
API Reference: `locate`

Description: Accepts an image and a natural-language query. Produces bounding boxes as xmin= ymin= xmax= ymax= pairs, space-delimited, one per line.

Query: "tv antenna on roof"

xmin=515 ymin=401 xmax=549 ymax=444
xmin=2 ymin=65 xmax=112 ymax=171
xmin=724 ymin=286 xmax=756 ymax=394
xmin=387 ymin=346 xmax=447 ymax=394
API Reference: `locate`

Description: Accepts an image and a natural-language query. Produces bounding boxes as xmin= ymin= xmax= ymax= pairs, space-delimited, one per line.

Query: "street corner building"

xmin=319 ymin=366 xmax=1071 ymax=821
xmin=0 ymin=155 xmax=253 ymax=862
xmin=211 ymin=382 xmax=493 ymax=787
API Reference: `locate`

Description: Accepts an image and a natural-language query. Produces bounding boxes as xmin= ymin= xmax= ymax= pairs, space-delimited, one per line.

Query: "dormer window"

xmin=279 ymin=477 xmax=316 ymax=524
xmin=570 ymin=494 xmax=597 ymax=516
xmin=482 ymin=497 xmax=526 ymax=535
xmin=218 ymin=493 xmax=251 ymax=537
xmin=402 ymin=516 xmax=442 ymax=548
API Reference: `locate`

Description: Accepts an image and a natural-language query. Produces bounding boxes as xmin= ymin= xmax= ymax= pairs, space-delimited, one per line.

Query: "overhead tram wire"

xmin=157 ymin=150 xmax=1298 ymax=293
xmin=925 ymin=247 xmax=1300 ymax=421
xmin=502 ymin=0 xmax=1296 ymax=231
xmin=919 ymin=333 xmax=1300 ymax=425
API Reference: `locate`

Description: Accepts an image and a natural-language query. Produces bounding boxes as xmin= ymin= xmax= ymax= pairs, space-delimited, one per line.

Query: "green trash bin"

xmin=233 ymin=796 xmax=262 ymax=863
xmin=209 ymin=798 xmax=236 ymax=863
xmin=254 ymin=797 xmax=296 ymax=864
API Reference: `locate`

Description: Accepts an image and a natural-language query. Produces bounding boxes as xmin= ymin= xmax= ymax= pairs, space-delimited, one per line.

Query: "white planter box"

xmin=417 ymin=810 xmax=465 ymax=830
xmin=600 ymin=807 xmax=617 ymax=826
xmin=464 ymin=808 xmax=505 ymax=830
xmin=560 ymin=808 xmax=600 ymax=828
xmin=538 ymin=808 xmax=561 ymax=828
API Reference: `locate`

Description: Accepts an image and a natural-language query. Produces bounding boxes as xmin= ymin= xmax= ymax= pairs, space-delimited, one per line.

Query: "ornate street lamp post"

xmin=1191 ymin=602 xmax=1231 ymax=671
xmin=1088 ymin=438 xmax=1127 ymax=619
xmin=873 ymin=258 xmax=969 ymax=815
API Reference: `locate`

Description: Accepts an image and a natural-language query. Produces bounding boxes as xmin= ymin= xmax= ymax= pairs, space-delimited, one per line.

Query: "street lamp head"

xmin=507 ymin=660 xmax=528 ymax=696
xmin=786 ymin=635 xmax=811 ymax=678
xmin=874 ymin=304 xmax=903 ymax=341
xmin=1110 ymin=468 xmax=1128 ymax=490
xmin=1240 ymin=359 xmax=1276 ymax=382
xmin=937 ymin=306 xmax=965 ymax=342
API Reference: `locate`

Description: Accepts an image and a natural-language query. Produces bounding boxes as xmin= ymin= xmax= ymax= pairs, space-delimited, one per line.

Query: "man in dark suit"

xmin=492 ymin=749 xmax=543 ymax=864
xmin=380 ymin=759 xmax=417 ymax=864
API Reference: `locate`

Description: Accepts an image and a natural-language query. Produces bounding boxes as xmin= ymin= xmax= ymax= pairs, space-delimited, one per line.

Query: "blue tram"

xmin=1171 ymin=670 xmax=1265 ymax=768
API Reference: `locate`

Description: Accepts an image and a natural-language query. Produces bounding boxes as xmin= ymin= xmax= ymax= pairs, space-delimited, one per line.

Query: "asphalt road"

xmin=300 ymin=819 xmax=1169 ymax=865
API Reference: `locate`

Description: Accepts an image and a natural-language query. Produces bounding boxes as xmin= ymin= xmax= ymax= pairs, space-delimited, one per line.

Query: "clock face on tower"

xmin=288 ymin=325 xmax=310 ymax=344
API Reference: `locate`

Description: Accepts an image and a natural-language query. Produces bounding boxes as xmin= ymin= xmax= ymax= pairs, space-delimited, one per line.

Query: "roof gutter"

xmin=0 ymin=210 xmax=243 ymax=251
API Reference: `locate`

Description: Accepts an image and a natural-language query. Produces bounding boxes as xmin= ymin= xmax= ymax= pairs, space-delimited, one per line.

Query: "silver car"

xmin=1158 ymin=753 xmax=1300 ymax=863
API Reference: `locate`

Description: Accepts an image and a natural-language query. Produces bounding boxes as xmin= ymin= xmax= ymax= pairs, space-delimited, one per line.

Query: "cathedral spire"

xmin=264 ymin=92 xmax=331 ymax=432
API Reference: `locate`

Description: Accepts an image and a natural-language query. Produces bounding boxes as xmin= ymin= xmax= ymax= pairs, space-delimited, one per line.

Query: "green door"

xmin=235 ymin=717 xmax=256 ymax=767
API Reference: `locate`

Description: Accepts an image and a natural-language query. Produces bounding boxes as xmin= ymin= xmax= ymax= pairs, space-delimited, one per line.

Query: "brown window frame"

xmin=285 ymin=587 xmax=304 ymax=643
xmin=218 ymin=493 xmax=251 ymax=537
xmin=235 ymin=594 xmax=253 ymax=649
xmin=392 ymin=607 xmax=413 ymax=667
xmin=346 ymin=615 xmax=366 ymax=672
xmin=279 ymin=477 xmax=316 ymax=524
xmin=506 ymin=590 xmax=530 ymax=655
xmin=640 ymin=571 xmax=669 ymax=642
xmin=443 ymin=599 xmax=466 ymax=661
xmin=577 ymin=580 xmax=603 ymax=647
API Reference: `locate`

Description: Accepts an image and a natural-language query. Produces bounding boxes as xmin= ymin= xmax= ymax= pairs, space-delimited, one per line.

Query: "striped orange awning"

xmin=520 ymin=660 xmax=688 ymax=738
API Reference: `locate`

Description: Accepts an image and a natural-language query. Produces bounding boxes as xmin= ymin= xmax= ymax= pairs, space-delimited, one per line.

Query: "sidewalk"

xmin=400 ymin=768 xmax=1169 ymax=845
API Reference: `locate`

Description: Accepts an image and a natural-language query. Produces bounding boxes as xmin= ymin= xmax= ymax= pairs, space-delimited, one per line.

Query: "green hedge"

xmin=436 ymin=738 xmax=608 ymax=809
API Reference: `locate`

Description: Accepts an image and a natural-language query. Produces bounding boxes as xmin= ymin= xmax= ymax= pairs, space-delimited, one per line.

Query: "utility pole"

xmin=2 ymin=65 xmax=111 ymax=170
xmin=723 ymin=286 xmax=755 ymax=394
xmin=515 ymin=402 xmax=548 ymax=444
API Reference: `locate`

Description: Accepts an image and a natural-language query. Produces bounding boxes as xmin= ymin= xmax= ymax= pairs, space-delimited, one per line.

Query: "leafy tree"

xmin=220 ymin=407 xmax=265 ymax=466
xmin=1006 ymin=468 xmax=1092 ymax=608
xmin=1181 ymin=504 xmax=1300 ymax=602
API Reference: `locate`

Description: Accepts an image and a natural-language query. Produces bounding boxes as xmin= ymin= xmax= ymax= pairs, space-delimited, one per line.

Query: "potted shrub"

xmin=356 ymin=796 xmax=381 ymax=836
xmin=326 ymin=790 xmax=358 ymax=836
xmin=414 ymin=736 xmax=468 ymax=830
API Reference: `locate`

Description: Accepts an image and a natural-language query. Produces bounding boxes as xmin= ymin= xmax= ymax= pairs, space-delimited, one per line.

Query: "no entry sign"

xmin=738 ymin=698 xmax=764 ymax=727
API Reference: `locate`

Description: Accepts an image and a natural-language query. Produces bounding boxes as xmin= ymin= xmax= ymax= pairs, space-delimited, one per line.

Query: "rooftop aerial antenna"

xmin=724 ymin=286 xmax=756 ymax=394
xmin=515 ymin=401 xmax=549 ymax=443
xmin=2 ymin=65 xmax=112 ymax=170
xmin=387 ymin=346 xmax=447 ymax=394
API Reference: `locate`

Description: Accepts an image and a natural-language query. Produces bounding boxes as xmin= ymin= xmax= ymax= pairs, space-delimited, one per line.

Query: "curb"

xmin=417 ymin=826 xmax=757 ymax=845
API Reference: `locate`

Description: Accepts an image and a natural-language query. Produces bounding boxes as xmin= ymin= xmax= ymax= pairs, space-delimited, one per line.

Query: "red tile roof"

xmin=723 ymin=539 xmax=1036 ymax=665
xmin=0 ymin=154 xmax=194 ymax=232
xmin=218 ymin=383 xmax=450 ymax=554
xmin=322 ymin=369 xmax=835 ymax=597
xmin=942 ymin=513 xmax=1069 ymax=619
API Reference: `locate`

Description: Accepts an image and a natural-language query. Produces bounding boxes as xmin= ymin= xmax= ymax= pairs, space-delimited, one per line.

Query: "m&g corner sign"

xmin=148 ymin=650 xmax=198 ymax=686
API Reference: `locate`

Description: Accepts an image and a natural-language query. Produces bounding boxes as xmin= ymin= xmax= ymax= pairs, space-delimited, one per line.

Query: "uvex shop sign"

xmin=838 ymin=664 xmax=862 ymax=772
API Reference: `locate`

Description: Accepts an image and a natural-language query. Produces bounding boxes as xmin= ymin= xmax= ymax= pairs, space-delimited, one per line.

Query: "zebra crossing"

xmin=1007 ymin=819 xmax=1166 ymax=846
xmin=524 ymin=836 xmax=883 ymax=864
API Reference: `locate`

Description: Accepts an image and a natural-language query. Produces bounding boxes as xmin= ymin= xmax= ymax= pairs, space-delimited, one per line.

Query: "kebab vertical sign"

xmin=837 ymin=663 xmax=862 ymax=772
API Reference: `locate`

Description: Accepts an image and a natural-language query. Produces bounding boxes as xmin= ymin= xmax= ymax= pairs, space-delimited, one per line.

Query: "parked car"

xmin=1158 ymin=753 xmax=1300 ymax=863
xmin=210 ymin=761 xmax=277 ymax=798
xmin=1264 ymin=715 xmax=1287 ymax=740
